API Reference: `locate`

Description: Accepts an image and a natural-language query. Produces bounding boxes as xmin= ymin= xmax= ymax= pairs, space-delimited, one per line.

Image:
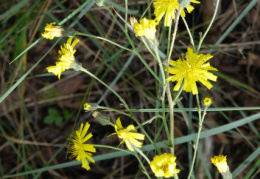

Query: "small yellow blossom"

xmin=150 ymin=153 xmax=180 ymax=178
xmin=133 ymin=18 xmax=158 ymax=39
xmin=42 ymin=22 xmax=64 ymax=40
xmin=211 ymin=155 xmax=230 ymax=173
xmin=153 ymin=0 xmax=200 ymax=27
xmin=203 ymin=97 xmax=213 ymax=107
xmin=47 ymin=37 xmax=80 ymax=79
xmin=109 ymin=117 xmax=145 ymax=151
xmin=67 ymin=122 xmax=96 ymax=170
xmin=166 ymin=47 xmax=218 ymax=95
xmin=84 ymin=103 xmax=92 ymax=111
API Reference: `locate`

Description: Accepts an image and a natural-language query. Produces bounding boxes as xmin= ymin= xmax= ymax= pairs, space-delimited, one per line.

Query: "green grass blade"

xmin=209 ymin=0 xmax=259 ymax=53
xmin=232 ymin=147 xmax=260 ymax=177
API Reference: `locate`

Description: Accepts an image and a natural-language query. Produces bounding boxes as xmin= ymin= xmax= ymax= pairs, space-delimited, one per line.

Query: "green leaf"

xmin=44 ymin=116 xmax=54 ymax=124
xmin=48 ymin=108 xmax=59 ymax=117
xmin=63 ymin=110 xmax=72 ymax=120
xmin=55 ymin=117 xmax=63 ymax=127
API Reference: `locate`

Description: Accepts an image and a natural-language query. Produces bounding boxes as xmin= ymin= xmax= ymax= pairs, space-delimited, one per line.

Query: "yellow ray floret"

xmin=133 ymin=18 xmax=158 ymax=39
xmin=109 ymin=117 xmax=145 ymax=151
xmin=46 ymin=37 xmax=80 ymax=79
xmin=67 ymin=122 xmax=96 ymax=170
xmin=150 ymin=153 xmax=180 ymax=178
xmin=166 ymin=47 xmax=218 ymax=95
xmin=42 ymin=22 xmax=64 ymax=40
xmin=153 ymin=0 xmax=200 ymax=27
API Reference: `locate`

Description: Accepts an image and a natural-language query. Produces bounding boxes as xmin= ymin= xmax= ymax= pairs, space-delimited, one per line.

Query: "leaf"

xmin=48 ymin=108 xmax=59 ymax=116
xmin=55 ymin=116 xmax=63 ymax=127
xmin=63 ymin=110 xmax=72 ymax=120
xmin=44 ymin=116 xmax=54 ymax=124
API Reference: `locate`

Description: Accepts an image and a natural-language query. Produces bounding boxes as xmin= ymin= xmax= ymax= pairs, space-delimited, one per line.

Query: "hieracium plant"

xmin=39 ymin=0 xmax=232 ymax=178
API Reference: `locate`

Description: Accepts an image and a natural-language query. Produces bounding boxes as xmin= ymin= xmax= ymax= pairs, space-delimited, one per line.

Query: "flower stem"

xmin=75 ymin=31 xmax=133 ymax=52
xmin=166 ymin=8 xmax=182 ymax=157
xmin=187 ymin=94 xmax=208 ymax=179
xmin=197 ymin=0 xmax=220 ymax=52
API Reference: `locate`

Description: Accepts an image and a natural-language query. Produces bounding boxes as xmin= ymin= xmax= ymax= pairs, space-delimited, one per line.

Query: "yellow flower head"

xmin=133 ymin=18 xmax=158 ymax=39
xmin=67 ymin=122 xmax=96 ymax=170
xmin=166 ymin=47 xmax=218 ymax=95
xmin=42 ymin=22 xmax=64 ymax=40
xmin=203 ymin=97 xmax=213 ymax=107
xmin=153 ymin=0 xmax=200 ymax=27
xmin=47 ymin=37 xmax=80 ymax=79
xmin=150 ymin=153 xmax=180 ymax=178
xmin=211 ymin=155 xmax=230 ymax=173
xmin=109 ymin=117 xmax=145 ymax=151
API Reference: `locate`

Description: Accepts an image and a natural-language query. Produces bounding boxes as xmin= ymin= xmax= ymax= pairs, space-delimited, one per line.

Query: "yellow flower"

xmin=150 ymin=153 xmax=180 ymax=178
xmin=84 ymin=103 xmax=92 ymax=111
xmin=211 ymin=155 xmax=230 ymax=173
xmin=67 ymin=122 xmax=96 ymax=170
xmin=47 ymin=37 xmax=80 ymax=79
xmin=133 ymin=18 xmax=158 ymax=39
xmin=109 ymin=117 xmax=145 ymax=151
xmin=42 ymin=22 xmax=64 ymax=40
xmin=166 ymin=47 xmax=218 ymax=95
xmin=153 ymin=0 xmax=200 ymax=27
xmin=203 ymin=97 xmax=213 ymax=107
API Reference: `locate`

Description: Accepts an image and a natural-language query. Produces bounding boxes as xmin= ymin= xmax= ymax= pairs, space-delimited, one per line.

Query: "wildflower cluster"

xmin=40 ymin=0 xmax=221 ymax=176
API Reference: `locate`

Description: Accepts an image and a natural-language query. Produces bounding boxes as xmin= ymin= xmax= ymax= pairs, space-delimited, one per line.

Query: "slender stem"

xmin=75 ymin=31 xmax=132 ymax=52
xmin=98 ymin=106 xmax=131 ymax=116
xmin=154 ymin=47 xmax=172 ymax=145
xmin=187 ymin=94 xmax=208 ymax=179
xmin=134 ymin=146 xmax=151 ymax=164
xmin=78 ymin=65 xmax=129 ymax=110
xmin=165 ymin=8 xmax=182 ymax=156
xmin=134 ymin=152 xmax=151 ymax=179
xmin=197 ymin=0 xmax=220 ymax=52
xmin=181 ymin=16 xmax=195 ymax=49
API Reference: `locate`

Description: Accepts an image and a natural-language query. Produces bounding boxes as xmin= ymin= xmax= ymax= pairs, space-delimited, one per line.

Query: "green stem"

xmin=75 ymin=31 xmax=132 ymax=52
xmin=166 ymin=8 xmax=182 ymax=157
xmin=154 ymin=47 xmax=172 ymax=146
xmin=134 ymin=146 xmax=151 ymax=164
xmin=97 ymin=106 xmax=131 ymax=117
xmin=181 ymin=16 xmax=195 ymax=49
xmin=77 ymin=64 xmax=129 ymax=110
xmin=197 ymin=0 xmax=220 ymax=52
xmin=133 ymin=152 xmax=151 ymax=179
xmin=187 ymin=94 xmax=208 ymax=179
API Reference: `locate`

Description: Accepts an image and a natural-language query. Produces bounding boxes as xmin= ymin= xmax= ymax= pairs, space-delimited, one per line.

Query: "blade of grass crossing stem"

xmin=232 ymin=147 xmax=260 ymax=178
xmin=4 ymin=112 xmax=260 ymax=178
